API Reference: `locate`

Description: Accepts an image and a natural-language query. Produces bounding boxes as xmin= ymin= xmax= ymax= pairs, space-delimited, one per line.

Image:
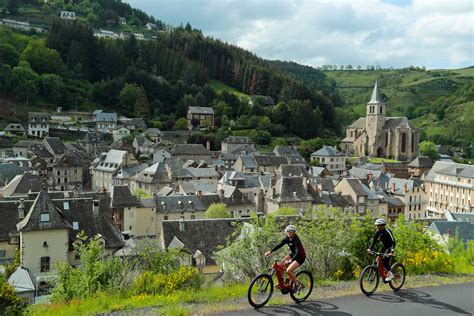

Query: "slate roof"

xmin=273 ymin=145 xmax=298 ymax=156
xmin=156 ymin=195 xmax=207 ymax=213
xmin=254 ymin=155 xmax=288 ymax=167
xmin=54 ymin=151 xmax=86 ymax=167
xmin=82 ymin=131 xmax=105 ymax=143
xmin=348 ymin=117 xmax=366 ymax=129
xmin=17 ymin=189 xmax=71 ymax=231
xmin=180 ymin=181 xmax=216 ymax=194
xmin=278 ymin=164 xmax=310 ymax=178
xmin=429 ymin=221 xmax=474 ymax=241
xmin=28 ymin=112 xmax=49 ymax=122
xmin=43 ymin=137 xmax=67 ymax=156
xmin=340 ymin=178 xmax=369 ymax=197
xmin=130 ymin=162 xmax=169 ymax=184
xmin=425 ymin=161 xmax=474 ymax=181
xmin=287 ymin=154 xmax=306 ymax=164
xmin=239 ymin=156 xmax=257 ymax=169
xmin=1 ymin=173 xmax=42 ymax=196
xmin=134 ymin=135 xmax=153 ymax=147
xmin=188 ymin=106 xmax=215 ymax=115
xmin=311 ymin=146 xmax=344 ymax=157
xmin=95 ymin=150 xmax=127 ymax=172
xmin=0 ymin=163 xmax=23 ymax=185
xmin=368 ymin=81 xmax=383 ymax=104
xmin=162 ymin=218 xmax=247 ymax=264
xmin=223 ymin=136 xmax=253 ymax=144
xmin=96 ymin=112 xmax=117 ymax=122
xmin=110 ymin=185 xmax=137 ymax=208
xmin=173 ymin=144 xmax=210 ymax=156
xmin=384 ymin=117 xmax=416 ymax=129
xmin=268 ymin=176 xmax=314 ymax=203
xmin=383 ymin=162 xmax=407 ymax=170
xmin=13 ymin=140 xmax=41 ymax=148
xmin=5 ymin=123 xmax=25 ymax=132
xmin=407 ymin=156 xmax=433 ymax=168
xmin=349 ymin=167 xmax=383 ymax=179
xmin=0 ymin=199 xmax=34 ymax=241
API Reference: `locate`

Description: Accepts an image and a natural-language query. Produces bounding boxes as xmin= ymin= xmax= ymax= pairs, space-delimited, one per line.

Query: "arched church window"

xmin=380 ymin=106 xmax=383 ymax=114
xmin=411 ymin=133 xmax=415 ymax=152
xmin=351 ymin=131 xmax=354 ymax=137
xmin=385 ymin=132 xmax=388 ymax=147
xmin=401 ymin=132 xmax=406 ymax=153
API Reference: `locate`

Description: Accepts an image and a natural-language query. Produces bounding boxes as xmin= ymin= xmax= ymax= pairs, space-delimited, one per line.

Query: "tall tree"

xmin=134 ymin=86 xmax=150 ymax=119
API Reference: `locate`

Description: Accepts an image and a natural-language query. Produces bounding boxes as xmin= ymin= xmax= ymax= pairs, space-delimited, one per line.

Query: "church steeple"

xmin=369 ymin=80 xmax=383 ymax=104
xmin=367 ymin=80 xmax=385 ymax=116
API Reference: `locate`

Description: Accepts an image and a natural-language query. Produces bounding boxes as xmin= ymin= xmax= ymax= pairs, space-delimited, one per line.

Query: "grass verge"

xmin=27 ymin=274 xmax=473 ymax=316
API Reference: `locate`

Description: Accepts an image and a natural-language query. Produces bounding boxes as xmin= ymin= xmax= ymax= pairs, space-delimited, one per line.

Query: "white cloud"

xmin=126 ymin=0 xmax=474 ymax=69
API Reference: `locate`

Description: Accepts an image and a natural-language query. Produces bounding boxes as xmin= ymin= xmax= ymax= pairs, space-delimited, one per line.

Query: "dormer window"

xmin=40 ymin=213 xmax=50 ymax=222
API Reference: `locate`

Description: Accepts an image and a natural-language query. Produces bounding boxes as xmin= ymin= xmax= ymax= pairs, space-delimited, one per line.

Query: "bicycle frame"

xmin=375 ymin=255 xmax=388 ymax=279
xmin=267 ymin=259 xmax=292 ymax=290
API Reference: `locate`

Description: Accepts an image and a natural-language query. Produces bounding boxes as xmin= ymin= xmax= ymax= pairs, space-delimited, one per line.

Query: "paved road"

xmin=217 ymin=282 xmax=473 ymax=316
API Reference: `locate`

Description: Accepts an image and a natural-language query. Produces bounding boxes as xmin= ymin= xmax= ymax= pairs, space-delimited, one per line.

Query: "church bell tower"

xmin=365 ymin=81 xmax=386 ymax=155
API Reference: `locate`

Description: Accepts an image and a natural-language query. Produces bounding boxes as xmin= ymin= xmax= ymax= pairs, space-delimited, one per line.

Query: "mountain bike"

xmin=247 ymin=256 xmax=313 ymax=308
xmin=359 ymin=250 xmax=406 ymax=296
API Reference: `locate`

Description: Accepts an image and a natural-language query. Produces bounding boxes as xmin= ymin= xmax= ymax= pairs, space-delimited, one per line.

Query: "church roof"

xmin=384 ymin=117 xmax=416 ymax=129
xmin=368 ymin=81 xmax=384 ymax=104
xmin=348 ymin=117 xmax=366 ymax=129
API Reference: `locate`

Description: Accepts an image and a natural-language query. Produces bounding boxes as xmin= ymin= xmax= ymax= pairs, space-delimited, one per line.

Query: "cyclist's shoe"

xmin=385 ymin=271 xmax=395 ymax=282
xmin=291 ymin=282 xmax=304 ymax=294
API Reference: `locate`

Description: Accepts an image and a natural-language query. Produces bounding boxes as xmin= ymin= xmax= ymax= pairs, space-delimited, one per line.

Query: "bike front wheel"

xmin=247 ymin=273 xmax=274 ymax=308
xmin=359 ymin=265 xmax=379 ymax=296
xmin=389 ymin=262 xmax=406 ymax=292
xmin=290 ymin=270 xmax=313 ymax=303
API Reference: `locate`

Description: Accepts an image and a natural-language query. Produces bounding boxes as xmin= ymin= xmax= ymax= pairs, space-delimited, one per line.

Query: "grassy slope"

xmin=325 ymin=68 xmax=474 ymax=145
xmin=209 ymin=79 xmax=249 ymax=100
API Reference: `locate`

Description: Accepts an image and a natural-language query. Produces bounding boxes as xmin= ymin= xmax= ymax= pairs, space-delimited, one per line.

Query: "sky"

xmin=126 ymin=0 xmax=474 ymax=70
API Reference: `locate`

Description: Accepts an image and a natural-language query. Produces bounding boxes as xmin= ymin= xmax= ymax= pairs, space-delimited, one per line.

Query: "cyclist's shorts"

xmin=290 ymin=254 xmax=306 ymax=265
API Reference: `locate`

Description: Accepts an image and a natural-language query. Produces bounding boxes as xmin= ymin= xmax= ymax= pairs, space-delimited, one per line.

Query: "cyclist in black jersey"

xmin=367 ymin=218 xmax=396 ymax=281
xmin=264 ymin=225 xmax=306 ymax=290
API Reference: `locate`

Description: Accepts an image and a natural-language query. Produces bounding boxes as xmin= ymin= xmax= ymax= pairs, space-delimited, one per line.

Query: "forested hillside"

xmin=0 ymin=0 xmax=341 ymax=147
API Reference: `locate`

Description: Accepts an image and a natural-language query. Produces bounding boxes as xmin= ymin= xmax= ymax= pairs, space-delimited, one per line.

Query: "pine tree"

xmin=134 ymin=87 xmax=150 ymax=119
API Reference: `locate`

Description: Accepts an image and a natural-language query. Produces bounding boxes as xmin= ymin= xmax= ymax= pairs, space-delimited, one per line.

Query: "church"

xmin=340 ymin=82 xmax=419 ymax=162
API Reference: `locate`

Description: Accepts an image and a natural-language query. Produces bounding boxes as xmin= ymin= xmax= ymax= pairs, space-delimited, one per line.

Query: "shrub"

xmin=213 ymin=215 xmax=281 ymax=282
xmin=204 ymin=203 xmax=232 ymax=219
xmin=0 ymin=275 xmax=21 ymax=314
xmin=131 ymin=266 xmax=203 ymax=295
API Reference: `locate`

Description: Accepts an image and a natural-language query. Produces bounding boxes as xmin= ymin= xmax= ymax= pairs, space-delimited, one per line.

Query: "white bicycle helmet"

xmin=374 ymin=218 xmax=386 ymax=226
xmin=285 ymin=224 xmax=297 ymax=232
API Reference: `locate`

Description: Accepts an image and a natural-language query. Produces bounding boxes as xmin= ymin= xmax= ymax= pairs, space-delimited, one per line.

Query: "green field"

xmin=209 ymin=80 xmax=249 ymax=100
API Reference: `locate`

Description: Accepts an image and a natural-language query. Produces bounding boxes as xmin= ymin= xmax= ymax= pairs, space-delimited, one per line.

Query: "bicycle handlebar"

xmin=367 ymin=250 xmax=393 ymax=258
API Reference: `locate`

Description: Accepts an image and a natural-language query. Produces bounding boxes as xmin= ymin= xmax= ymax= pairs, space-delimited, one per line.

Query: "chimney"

xmin=219 ymin=189 xmax=225 ymax=199
xmin=18 ymin=198 xmax=25 ymax=219
xmin=206 ymin=140 xmax=211 ymax=151
xmin=392 ymin=183 xmax=396 ymax=193
xmin=403 ymin=183 xmax=408 ymax=193
xmin=93 ymin=200 xmax=99 ymax=216
xmin=367 ymin=173 xmax=372 ymax=182
xmin=302 ymin=177 xmax=308 ymax=192
xmin=447 ymin=228 xmax=451 ymax=237
xmin=179 ymin=218 xmax=185 ymax=232
xmin=256 ymin=189 xmax=264 ymax=213
xmin=196 ymin=190 xmax=202 ymax=197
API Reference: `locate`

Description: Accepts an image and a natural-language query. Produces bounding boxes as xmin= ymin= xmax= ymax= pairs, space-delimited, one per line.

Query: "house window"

xmin=73 ymin=222 xmax=79 ymax=230
xmin=40 ymin=213 xmax=50 ymax=222
xmin=163 ymin=215 xmax=168 ymax=220
xmin=63 ymin=202 xmax=70 ymax=210
xmin=57 ymin=171 xmax=61 ymax=176
xmin=40 ymin=257 xmax=50 ymax=272
xmin=0 ymin=250 xmax=6 ymax=258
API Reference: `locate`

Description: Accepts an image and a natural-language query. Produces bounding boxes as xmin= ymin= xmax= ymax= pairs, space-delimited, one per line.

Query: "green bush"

xmin=131 ymin=266 xmax=203 ymax=295
xmin=0 ymin=275 xmax=21 ymax=314
xmin=204 ymin=203 xmax=232 ymax=219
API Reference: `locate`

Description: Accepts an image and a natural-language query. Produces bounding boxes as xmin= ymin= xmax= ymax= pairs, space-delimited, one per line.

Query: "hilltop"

xmin=0 ymin=0 xmax=339 ymax=147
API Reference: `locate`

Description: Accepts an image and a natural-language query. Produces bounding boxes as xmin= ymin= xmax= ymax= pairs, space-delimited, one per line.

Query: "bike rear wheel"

xmin=247 ymin=273 xmax=274 ymax=308
xmin=359 ymin=265 xmax=379 ymax=296
xmin=389 ymin=262 xmax=406 ymax=292
xmin=290 ymin=270 xmax=313 ymax=302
